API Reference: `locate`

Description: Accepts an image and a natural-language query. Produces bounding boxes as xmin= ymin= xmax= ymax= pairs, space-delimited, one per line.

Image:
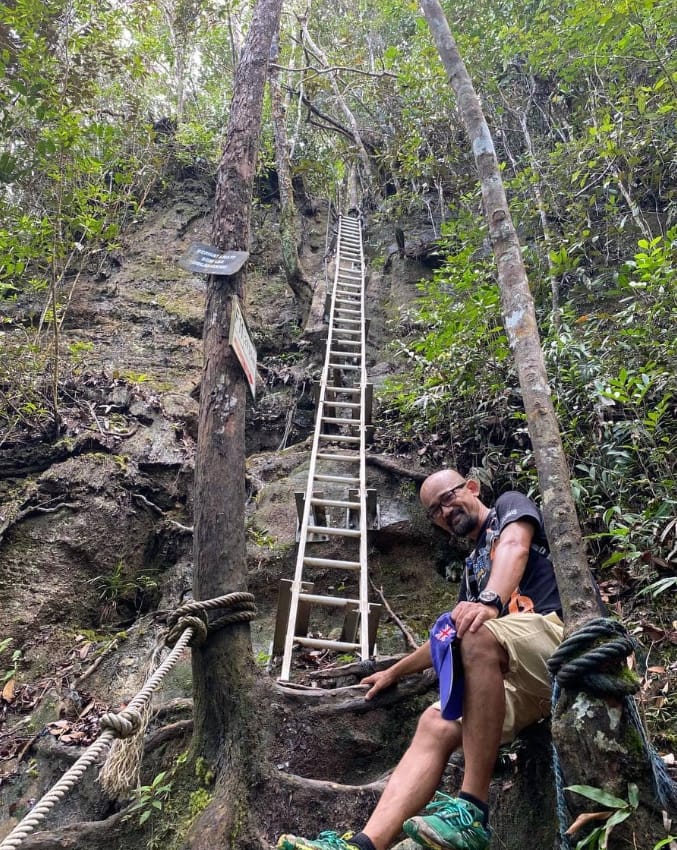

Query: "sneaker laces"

xmin=424 ymin=794 xmax=475 ymax=829
xmin=315 ymin=831 xmax=355 ymax=850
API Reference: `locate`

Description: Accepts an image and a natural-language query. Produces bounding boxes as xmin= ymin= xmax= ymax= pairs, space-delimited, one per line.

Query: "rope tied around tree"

xmin=547 ymin=616 xmax=640 ymax=698
xmin=166 ymin=591 xmax=257 ymax=646
xmin=101 ymin=591 xmax=256 ymax=800
xmin=0 ymin=592 xmax=257 ymax=850
xmin=548 ymin=617 xmax=677 ymax=849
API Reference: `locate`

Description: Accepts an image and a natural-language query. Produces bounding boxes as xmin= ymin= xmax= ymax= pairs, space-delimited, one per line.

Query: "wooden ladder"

xmin=277 ymin=213 xmax=378 ymax=681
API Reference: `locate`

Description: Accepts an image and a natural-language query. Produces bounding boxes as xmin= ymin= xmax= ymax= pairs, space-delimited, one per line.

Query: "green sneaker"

xmin=403 ymin=794 xmax=491 ymax=850
xmin=277 ymin=831 xmax=359 ymax=850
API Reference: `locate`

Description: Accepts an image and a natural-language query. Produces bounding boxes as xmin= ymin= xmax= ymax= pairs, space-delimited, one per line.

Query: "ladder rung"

xmin=326 ymin=386 xmax=360 ymax=394
xmin=294 ymin=636 xmax=360 ymax=652
xmin=329 ymin=363 xmax=360 ymax=371
xmin=298 ymin=592 xmax=361 ymax=607
xmin=318 ymin=434 xmax=361 ymax=443
xmin=330 ymin=351 xmax=360 ymax=359
xmin=306 ymin=525 xmax=361 ymax=538
xmin=335 ymin=308 xmax=360 ymax=314
xmin=321 ymin=400 xmax=360 ymax=408
xmin=304 ymin=556 xmax=361 ymax=569
xmin=322 ymin=416 xmax=357 ymax=425
xmin=310 ymin=498 xmax=360 ymax=509
xmin=314 ymin=473 xmax=360 ymax=483
xmin=316 ymin=452 xmax=360 ymax=461
xmin=334 ymin=318 xmax=361 ymax=325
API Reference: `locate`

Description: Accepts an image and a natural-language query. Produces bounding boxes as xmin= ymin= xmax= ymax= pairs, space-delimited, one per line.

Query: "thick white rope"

xmin=0 ymin=627 xmax=194 ymax=850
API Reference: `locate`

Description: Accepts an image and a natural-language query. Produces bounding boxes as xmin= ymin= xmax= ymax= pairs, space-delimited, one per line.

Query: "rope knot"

xmin=166 ymin=614 xmax=208 ymax=648
xmin=547 ymin=617 xmax=640 ymax=698
xmin=99 ymin=707 xmax=144 ymax=739
xmin=166 ymin=592 xmax=257 ymax=644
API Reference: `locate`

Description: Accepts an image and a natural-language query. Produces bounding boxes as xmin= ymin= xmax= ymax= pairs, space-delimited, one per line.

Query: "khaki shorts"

xmin=432 ymin=612 xmax=564 ymax=743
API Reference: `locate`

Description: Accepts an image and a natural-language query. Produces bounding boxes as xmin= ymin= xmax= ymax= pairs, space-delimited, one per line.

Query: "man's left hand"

xmin=451 ymin=600 xmax=498 ymax=638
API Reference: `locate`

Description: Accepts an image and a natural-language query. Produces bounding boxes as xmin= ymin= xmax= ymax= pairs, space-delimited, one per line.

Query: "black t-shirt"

xmin=458 ymin=491 xmax=562 ymax=617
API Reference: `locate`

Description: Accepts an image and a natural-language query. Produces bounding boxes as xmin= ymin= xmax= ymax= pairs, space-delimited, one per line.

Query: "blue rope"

xmin=549 ymin=617 xmax=677 ymax=836
xmin=551 ymin=678 xmax=572 ymax=850
xmin=625 ymin=693 xmax=677 ymax=811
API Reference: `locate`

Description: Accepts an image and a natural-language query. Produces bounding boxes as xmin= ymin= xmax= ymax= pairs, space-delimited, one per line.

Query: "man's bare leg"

xmin=457 ymin=626 xmax=508 ymax=801
xmin=362 ymin=707 xmax=461 ymax=850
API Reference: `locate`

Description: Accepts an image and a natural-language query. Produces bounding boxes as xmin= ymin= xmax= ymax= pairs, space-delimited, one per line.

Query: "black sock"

xmin=350 ymin=833 xmax=376 ymax=850
xmin=458 ymin=792 xmax=489 ymax=826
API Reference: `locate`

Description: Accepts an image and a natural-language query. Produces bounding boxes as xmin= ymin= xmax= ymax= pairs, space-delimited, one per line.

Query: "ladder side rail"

xmin=355 ymin=222 xmax=371 ymax=661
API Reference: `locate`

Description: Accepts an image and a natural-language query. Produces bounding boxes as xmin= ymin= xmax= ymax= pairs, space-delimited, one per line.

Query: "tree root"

xmin=13 ymin=809 xmax=132 ymax=850
xmin=275 ymin=670 xmax=436 ymax=715
xmin=144 ymin=718 xmax=193 ymax=752
xmin=276 ymin=769 xmax=388 ymax=795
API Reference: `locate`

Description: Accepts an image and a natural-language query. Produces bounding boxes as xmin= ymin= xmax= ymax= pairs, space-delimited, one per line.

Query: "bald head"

xmin=420 ymin=469 xmax=487 ymax=538
xmin=420 ymin=469 xmax=465 ymax=505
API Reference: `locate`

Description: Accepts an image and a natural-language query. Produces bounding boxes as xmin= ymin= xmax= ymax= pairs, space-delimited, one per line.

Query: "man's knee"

xmin=460 ymin=625 xmax=508 ymax=672
xmin=417 ymin=705 xmax=461 ymax=748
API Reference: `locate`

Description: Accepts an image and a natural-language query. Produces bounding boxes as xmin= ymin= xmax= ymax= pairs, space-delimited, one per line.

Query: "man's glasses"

xmin=425 ymin=482 xmax=466 ymax=520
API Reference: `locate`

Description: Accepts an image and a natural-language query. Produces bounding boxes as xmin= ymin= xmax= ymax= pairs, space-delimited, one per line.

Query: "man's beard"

xmin=447 ymin=508 xmax=475 ymax=537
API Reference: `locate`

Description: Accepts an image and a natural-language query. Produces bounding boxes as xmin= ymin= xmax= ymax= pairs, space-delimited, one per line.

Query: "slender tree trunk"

xmin=418 ymin=1 xmax=672 ymax=844
xmin=419 ymin=0 xmax=596 ymax=629
xmin=269 ymin=35 xmax=313 ymax=322
xmin=188 ymin=0 xmax=283 ymax=845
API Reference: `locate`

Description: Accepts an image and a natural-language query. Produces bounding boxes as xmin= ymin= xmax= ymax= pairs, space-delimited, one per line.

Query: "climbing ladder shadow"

xmin=274 ymin=212 xmax=381 ymax=681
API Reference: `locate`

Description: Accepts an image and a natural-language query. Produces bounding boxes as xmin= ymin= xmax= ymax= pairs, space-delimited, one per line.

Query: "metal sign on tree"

xmin=228 ymin=295 xmax=257 ymax=399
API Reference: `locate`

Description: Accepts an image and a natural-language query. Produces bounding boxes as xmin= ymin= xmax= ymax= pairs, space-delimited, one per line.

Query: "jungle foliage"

xmin=0 ymin=0 xmax=674 ymax=639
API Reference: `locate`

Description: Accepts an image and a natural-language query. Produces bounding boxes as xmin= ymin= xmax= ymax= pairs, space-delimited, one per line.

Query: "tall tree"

xmin=188 ymin=0 xmax=283 ymax=845
xmin=269 ymin=33 xmax=313 ymax=323
xmin=417 ymin=0 xmax=674 ymax=844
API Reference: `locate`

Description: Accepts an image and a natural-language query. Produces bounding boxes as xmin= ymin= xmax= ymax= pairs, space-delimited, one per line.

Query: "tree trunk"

xmin=269 ymin=35 xmax=313 ymax=323
xmin=417 ymin=0 xmax=674 ymax=844
xmin=418 ymin=0 xmax=596 ymax=629
xmin=188 ymin=0 xmax=283 ymax=845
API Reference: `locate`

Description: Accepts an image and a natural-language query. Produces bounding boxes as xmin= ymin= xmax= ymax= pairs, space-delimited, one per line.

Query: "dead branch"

xmin=74 ymin=638 xmax=121 ymax=687
xmin=272 ymin=63 xmax=396 ymax=79
xmin=284 ymin=86 xmax=360 ymax=145
xmin=366 ymin=454 xmax=428 ymax=482
xmin=369 ymin=581 xmax=420 ymax=651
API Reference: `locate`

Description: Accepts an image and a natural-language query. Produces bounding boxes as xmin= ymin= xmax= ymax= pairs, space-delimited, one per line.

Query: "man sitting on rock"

xmin=277 ymin=468 xmax=564 ymax=850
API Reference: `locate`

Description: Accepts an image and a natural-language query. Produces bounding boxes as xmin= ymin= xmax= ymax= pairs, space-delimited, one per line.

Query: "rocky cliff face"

xmin=0 ymin=177 xmax=458 ymax=837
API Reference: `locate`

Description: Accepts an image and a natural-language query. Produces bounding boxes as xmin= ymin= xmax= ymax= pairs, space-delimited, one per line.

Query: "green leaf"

xmin=565 ymin=785 xmax=629 ymax=809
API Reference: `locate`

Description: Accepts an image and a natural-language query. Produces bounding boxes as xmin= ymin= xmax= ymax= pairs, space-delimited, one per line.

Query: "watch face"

xmin=479 ymin=590 xmax=498 ymax=602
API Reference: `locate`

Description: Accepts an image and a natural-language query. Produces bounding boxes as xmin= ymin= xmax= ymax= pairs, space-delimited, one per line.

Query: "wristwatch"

xmin=478 ymin=589 xmax=503 ymax=614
